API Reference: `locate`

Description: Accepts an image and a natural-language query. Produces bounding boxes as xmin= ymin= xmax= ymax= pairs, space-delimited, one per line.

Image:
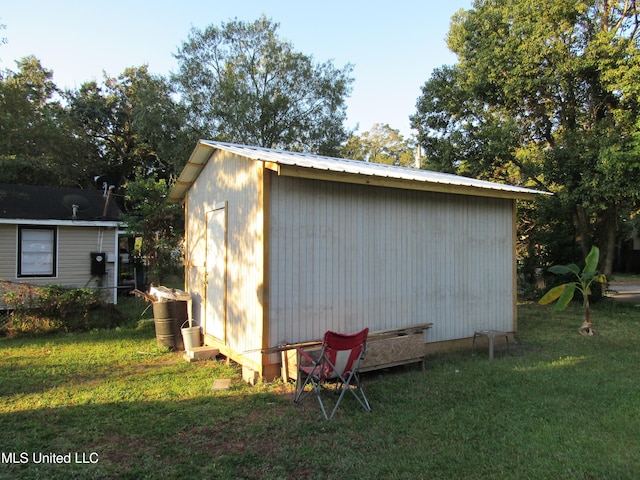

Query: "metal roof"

xmin=168 ymin=140 xmax=550 ymax=202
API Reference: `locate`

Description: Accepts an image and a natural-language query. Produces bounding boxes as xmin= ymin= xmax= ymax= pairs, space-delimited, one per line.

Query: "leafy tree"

xmin=342 ymin=123 xmax=417 ymax=167
xmin=0 ymin=56 xmax=78 ymax=186
xmin=173 ymin=15 xmax=354 ymax=155
xmin=0 ymin=59 xmax=191 ymax=285
xmin=65 ymin=66 xmax=193 ymax=189
xmin=121 ymin=176 xmax=184 ymax=285
xmin=412 ymin=0 xmax=640 ymax=275
xmin=69 ymin=68 xmax=193 ymax=283
xmin=412 ymin=65 xmax=530 ymax=183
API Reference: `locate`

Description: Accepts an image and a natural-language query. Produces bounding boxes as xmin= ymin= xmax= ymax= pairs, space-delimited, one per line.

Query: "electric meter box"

xmin=90 ymin=252 xmax=106 ymax=276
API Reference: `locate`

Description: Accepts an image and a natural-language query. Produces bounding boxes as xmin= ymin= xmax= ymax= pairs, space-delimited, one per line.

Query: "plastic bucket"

xmin=181 ymin=321 xmax=202 ymax=350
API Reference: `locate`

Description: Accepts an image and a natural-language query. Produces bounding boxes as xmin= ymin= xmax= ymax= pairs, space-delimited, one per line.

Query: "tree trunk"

xmin=578 ymin=300 xmax=595 ymax=336
xmin=602 ymin=206 xmax=617 ymax=277
xmin=574 ymin=205 xmax=591 ymax=258
xmin=575 ymin=204 xmax=617 ymax=277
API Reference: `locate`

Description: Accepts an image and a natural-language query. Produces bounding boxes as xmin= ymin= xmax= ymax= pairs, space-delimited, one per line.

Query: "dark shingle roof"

xmin=0 ymin=183 xmax=123 ymax=221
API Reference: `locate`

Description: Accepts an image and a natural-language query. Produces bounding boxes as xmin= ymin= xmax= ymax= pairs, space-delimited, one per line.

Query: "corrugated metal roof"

xmin=168 ymin=140 xmax=550 ymax=202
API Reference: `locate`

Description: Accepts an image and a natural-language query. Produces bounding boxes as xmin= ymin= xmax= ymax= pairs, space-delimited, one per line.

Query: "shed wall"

xmin=268 ymin=175 xmax=515 ymax=345
xmin=184 ymin=150 xmax=265 ymax=366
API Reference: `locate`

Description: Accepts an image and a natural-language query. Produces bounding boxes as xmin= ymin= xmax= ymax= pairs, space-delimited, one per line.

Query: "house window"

xmin=18 ymin=226 xmax=57 ymax=277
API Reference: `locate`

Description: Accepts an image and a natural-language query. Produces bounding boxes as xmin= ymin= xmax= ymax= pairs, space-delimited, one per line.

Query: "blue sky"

xmin=1 ymin=0 xmax=472 ymax=138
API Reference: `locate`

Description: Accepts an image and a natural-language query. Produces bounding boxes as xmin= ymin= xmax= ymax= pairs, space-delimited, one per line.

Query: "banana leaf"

xmin=584 ymin=246 xmax=599 ymax=275
xmin=554 ymin=283 xmax=576 ymax=311
xmin=549 ymin=264 xmax=580 ymax=275
xmin=539 ymin=284 xmax=567 ymax=305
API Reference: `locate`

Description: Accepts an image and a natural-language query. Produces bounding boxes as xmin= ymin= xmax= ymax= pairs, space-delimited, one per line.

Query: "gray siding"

xmin=57 ymin=226 xmax=118 ymax=294
xmin=268 ymin=175 xmax=515 ymax=345
xmin=0 ymin=224 xmax=118 ymax=302
xmin=0 ymin=225 xmax=15 ymax=280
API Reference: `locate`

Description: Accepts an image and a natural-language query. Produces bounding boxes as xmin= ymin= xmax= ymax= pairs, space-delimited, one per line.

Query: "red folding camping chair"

xmin=293 ymin=328 xmax=371 ymax=420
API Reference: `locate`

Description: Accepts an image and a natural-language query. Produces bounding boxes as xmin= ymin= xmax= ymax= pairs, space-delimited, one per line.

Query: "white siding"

xmin=268 ymin=176 xmax=514 ymax=345
xmin=185 ymin=150 xmax=265 ymax=363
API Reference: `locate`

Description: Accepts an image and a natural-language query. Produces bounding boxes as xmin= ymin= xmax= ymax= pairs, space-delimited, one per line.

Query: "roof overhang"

xmin=167 ymin=141 xmax=217 ymax=203
xmin=270 ymin=163 xmax=541 ymax=200
xmin=0 ymin=219 xmax=123 ymax=227
xmin=168 ymin=140 xmax=551 ymax=202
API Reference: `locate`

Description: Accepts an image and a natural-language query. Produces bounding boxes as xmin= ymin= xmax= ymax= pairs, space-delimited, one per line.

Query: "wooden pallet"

xmin=275 ymin=323 xmax=433 ymax=381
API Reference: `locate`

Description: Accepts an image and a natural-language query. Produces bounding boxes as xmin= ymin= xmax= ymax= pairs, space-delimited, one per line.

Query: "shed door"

xmin=205 ymin=204 xmax=227 ymax=343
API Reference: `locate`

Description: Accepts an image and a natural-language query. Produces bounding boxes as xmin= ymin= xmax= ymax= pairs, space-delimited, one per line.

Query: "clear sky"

xmin=0 ymin=0 xmax=473 ymax=138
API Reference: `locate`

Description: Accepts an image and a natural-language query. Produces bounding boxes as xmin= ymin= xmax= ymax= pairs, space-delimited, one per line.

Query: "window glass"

xmin=19 ymin=227 xmax=56 ymax=276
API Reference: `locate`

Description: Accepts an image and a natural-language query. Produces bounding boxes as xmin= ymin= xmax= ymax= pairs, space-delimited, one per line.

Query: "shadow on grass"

xmin=3 ymin=302 xmax=640 ymax=479
xmin=0 ymin=384 xmax=356 ymax=480
xmin=0 ymin=326 xmax=163 ymax=397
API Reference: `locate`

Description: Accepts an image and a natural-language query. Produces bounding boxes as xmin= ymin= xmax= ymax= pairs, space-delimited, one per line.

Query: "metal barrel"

xmin=152 ymin=301 xmax=187 ymax=350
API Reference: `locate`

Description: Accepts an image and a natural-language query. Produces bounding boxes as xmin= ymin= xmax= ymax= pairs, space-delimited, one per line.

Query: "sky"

xmin=0 ymin=0 xmax=473 ymax=138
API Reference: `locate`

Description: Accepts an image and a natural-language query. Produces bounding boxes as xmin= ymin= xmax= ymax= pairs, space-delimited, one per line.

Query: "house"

xmin=0 ymin=183 xmax=124 ymax=305
xmin=169 ymin=141 xmax=548 ymax=382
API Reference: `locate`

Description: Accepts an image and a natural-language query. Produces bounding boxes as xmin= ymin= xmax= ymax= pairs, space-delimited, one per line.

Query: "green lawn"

xmin=1 ymin=299 xmax=639 ymax=479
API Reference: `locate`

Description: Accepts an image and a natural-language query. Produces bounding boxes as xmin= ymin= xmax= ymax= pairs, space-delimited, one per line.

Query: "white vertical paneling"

xmin=187 ymin=150 xmax=264 ymax=360
xmin=268 ymin=176 xmax=515 ymax=345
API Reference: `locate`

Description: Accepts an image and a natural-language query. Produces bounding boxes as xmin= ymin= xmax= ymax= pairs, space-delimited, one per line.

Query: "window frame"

xmin=17 ymin=225 xmax=58 ymax=278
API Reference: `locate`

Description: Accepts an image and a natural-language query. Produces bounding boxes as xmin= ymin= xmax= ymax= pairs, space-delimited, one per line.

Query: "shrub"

xmin=2 ymin=284 xmax=125 ymax=336
xmin=539 ymin=246 xmax=607 ymax=335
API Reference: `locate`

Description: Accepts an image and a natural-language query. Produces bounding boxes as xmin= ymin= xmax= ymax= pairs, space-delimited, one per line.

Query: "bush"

xmin=2 ymin=284 xmax=125 ymax=336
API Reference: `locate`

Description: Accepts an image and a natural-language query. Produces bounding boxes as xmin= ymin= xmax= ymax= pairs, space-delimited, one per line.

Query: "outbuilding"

xmin=169 ymin=141 xmax=546 ymax=381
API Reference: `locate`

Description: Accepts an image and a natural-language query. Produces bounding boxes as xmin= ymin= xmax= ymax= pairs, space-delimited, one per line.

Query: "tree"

xmin=173 ymin=15 xmax=354 ymax=155
xmin=341 ymin=123 xmax=417 ymax=167
xmin=0 ymin=56 xmax=78 ymax=186
xmin=121 ymin=176 xmax=184 ymax=285
xmin=412 ymin=0 xmax=640 ymax=275
xmin=65 ymin=68 xmax=193 ymax=282
xmin=65 ymin=66 xmax=193 ymax=189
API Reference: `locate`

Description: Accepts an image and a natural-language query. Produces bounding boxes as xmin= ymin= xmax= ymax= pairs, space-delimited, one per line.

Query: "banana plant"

xmin=539 ymin=246 xmax=607 ymax=335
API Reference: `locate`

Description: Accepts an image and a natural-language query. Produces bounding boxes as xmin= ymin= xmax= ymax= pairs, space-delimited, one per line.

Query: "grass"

xmin=1 ymin=298 xmax=640 ymax=479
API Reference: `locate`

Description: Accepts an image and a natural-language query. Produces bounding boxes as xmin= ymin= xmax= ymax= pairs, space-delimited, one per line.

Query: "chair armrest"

xmin=296 ymin=347 xmax=317 ymax=366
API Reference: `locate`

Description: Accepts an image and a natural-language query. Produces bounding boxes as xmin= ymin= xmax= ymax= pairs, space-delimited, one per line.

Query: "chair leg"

xmin=302 ymin=376 xmax=330 ymax=420
xmin=349 ymin=373 xmax=371 ymax=413
xmin=316 ymin=384 xmax=330 ymax=420
xmin=327 ymin=372 xmax=371 ymax=420
xmin=293 ymin=369 xmax=304 ymax=403
xmin=329 ymin=386 xmax=348 ymax=420
xmin=294 ymin=370 xmax=315 ymax=404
